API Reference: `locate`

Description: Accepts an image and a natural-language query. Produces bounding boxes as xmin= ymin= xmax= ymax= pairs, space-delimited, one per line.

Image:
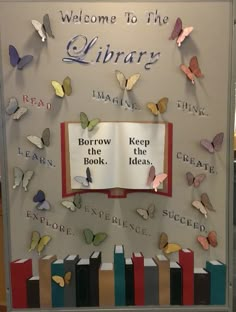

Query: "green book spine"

xmin=51 ymin=260 xmax=64 ymax=307
xmin=114 ymin=245 xmax=126 ymax=306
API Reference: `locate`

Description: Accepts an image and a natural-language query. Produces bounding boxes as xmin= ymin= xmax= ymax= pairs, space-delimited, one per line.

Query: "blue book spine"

xmin=114 ymin=245 xmax=126 ymax=306
xmin=51 ymin=260 xmax=64 ymax=307
xmin=206 ymin=260 xmax=226 ymax=305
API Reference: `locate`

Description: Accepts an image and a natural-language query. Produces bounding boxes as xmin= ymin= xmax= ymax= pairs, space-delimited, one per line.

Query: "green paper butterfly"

xmin=83 ymin=229 xmax=107 ymax=246
xmin=80 ymin=112 xmax=100 ymax=131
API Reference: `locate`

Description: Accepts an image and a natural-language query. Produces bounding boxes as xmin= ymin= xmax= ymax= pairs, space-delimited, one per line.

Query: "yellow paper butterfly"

xmin=52 ymin=272 xmax=72 ymax=287
xmin=147 ymin=97 xmax=168 ymax=116
xmin=159 ymin=232 xmax=181 ymax=254
xmin=80 ymin=112 xmax=100 ymax=131
xmin=28 ymin=231 xmax=51 ymax=255
xmin=51 ymin=76 xmax=72 ymax=98
xmin=115 ymin=70 xmax=140 ymax=91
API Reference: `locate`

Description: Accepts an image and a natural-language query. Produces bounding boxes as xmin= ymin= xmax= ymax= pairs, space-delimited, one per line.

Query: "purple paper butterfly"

xmin=200 ymin=132 xmax=224 ymax=153
xmin=33 ymin=190 xmax=50 ymax=210
xmin=9 ymin=45 xmax=33 ymax=70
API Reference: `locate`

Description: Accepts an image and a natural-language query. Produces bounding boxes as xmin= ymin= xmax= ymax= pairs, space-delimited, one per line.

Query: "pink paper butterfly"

xmin=200 ymin=132 xmax=224 ymax=153
xmin=197 ymin=231 xmax=218 ymax=250
xmin=169 ymin=18 xmax=193 ymax=47
xmin=147 ymin=165 xmax=167 ymax=192
xmin=186 ymin=172 xmax=206 ymax=188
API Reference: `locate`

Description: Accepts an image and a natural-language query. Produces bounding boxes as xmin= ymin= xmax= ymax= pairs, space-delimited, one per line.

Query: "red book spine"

xmin=178 ymin=249 xmax=194 ymax=305
xmin=131 ymin=253 xmax=144 ymax=305
xmin=10 ymin=259 xmax=32 ymax=308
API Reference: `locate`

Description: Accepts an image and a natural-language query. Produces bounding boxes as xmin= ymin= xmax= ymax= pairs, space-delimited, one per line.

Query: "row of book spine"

xmin=10 ymin=247 xmax=226 ymax=309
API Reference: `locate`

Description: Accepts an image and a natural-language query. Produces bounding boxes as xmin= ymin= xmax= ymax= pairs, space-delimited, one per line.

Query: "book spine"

xmin=114 ymin=252 xmax=126 ymax=305
xmin=144 ymin=266 xmax=158 ymax=305
xmin=125 ymin=263 xmax=134 ymax=305
xmin=99 ymin=269 xmax=114 ymax=306
xmin=155 ymin=260 xmax=170 ymax=304
xmin=206 ymin=261 xmax=226 ymax=305
xmin=10 ymin=259 xmax=32 ymax=308
xmin=179 ymin=250 xmax=194 ymax=305
xmin=64 ymin=256 xmax=80 ymax=307
xmin=89 ymin=253 xmax=101 ymax=306
xmin=170 ymin=267 xmax=182 ymax=305
xmin=39 ymin=255 xmax=57 ymax=308
xmin=51 ymin=262 xmax=64 ymax=307
xmin=26 ymin=279 xmax=40 ymax=308
xmin=194 ymin=271 xmax=210 ymax=304
xmin=76 ymin=264 xmax=90 ymax=307
xmin=132 ymin=256 xmax=144 ymax=305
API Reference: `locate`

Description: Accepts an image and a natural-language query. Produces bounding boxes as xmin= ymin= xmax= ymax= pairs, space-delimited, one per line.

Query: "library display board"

xmin=0 ymin=0 xmax=234 ymax=311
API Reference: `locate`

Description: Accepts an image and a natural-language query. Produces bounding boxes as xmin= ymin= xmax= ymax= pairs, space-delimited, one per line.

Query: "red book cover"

xmin=131 ymin=252 xmax=144 ymax=305
xmin=10 ymin=259 xmax=32 ymax=308
xmin=178 ymin=249 xmax=194 ymax=305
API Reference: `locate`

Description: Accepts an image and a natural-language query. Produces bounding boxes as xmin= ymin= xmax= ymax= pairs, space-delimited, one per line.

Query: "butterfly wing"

xmin=62 ymin=76 xmax=72 ymax=96
xmin=74 ymin=176 xmax=89 ymax=187
xmin=37 ymin=235 xmax=51 ymax=255
xmin=80 ymin=112 xmax=89 ymax=129
xmin=189 ymin=56 xmax=203 ymax=78
xmin=169 ymin=17 xmax=182 ymax=40
xmin=86 ymin=167 xmax=92 ymax=183
xmin=212 ymin=132 xmax=224 ymax=151
xmin=12 ymin=107 xmax=28 ymax=120
xmin=208 ymin=231 xmax=218 ymax=247
xmin=147 ymin=165 xmax=155 ymax=186
xmin=41 ymin=128 xmax=50 ymax=147
xmin=33 ymin=190 xmax=45 ymax=203
xmin=136 ymin=208 xmax=149 ymax=220
xmin=9 ymin=45 xmax=20 ymax=67
xmin=27 ymin=135 xmax=44 ymax=149
xmin=28 ymin=231 xmax=40 ymax=252
xmin=186 ymin=172 xmax=194 ymax=186
xmin=37 ymin=200 xmax=51 ymax=211
xmin=159 ymin=232 xmax=168 ymax=250
xmin=93 ymin=232 xmax=107 ymax=246
xmin=51 ymin=80 xmax=64 ymax=98
xmin=152 ymin=173 xmax=167 ymax=192
xmin=197 ymin=236 xmax=209 ymax=250
xmin=126 ymin=73 xmax=141 ymax=91
xmin=157 ymin=97 xmax=168 ymax=114
xmin=6 ymin=97 xmax=18 ymax=115
xmin=83 ymin=228 xmax=94 ymax=244
xmin=61 ymin=200 xmax=76 ymax=212
xmin=43 ymin=14 xmax=54 ymax=38
xmin=147 ymin=103 xmax=159 ymax=116
xmin=192 ymin=200 xmax=208 ymax=218
xmin=200 ymin=139 xmax=214 ymax=153
xmin=52 ymin=275 xmax=65 ymax=287
xmin=88 ymin=119 xmax=100 ymax=131
xmin=64 ymin=271 xmax=72 ymax=285
xmin=31 ymin=20 xmax=47 ymax=42
xmin=193 ymin=174 xmax=206 ymax=188
xmin=180 ymin=64 xmax=195 ymax=84
xmin=115 ymin=70 xmax=126 ymax=90
xmin=22 ymin=170 xmax=34 ymax=191
xmin=13 ymin=167 xmax=24 ymax=189
xmin=176 ymin=26 xmax=194 ymax=47
xmin=201 ymin=193 xmax=215 ymax=211
xmin=164 ymin=243 xmax=182 ymax=254
xmin=17 ymin=55 xmax=33 ymax=70
xmin=74 ymin=193 xmax=82 ymax=209
xmin=147 ymin=204 xmax=155 ymax=219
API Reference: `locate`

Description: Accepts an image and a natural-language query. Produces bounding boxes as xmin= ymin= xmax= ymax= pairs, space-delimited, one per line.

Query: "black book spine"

xmin=194 ymin=271 xmax=210 ymax=304
xmin=76 ymin=263 xmax=90 ymax=307
xmin=26 ymin=278 xmax=40 ymax=308
xmin=89 ymin=252 xmax=101 ymax=306
xmin=170 ymin=267 xmax=182 ymax=305
xmin=125 ymin=262 xmax=134 ymax=305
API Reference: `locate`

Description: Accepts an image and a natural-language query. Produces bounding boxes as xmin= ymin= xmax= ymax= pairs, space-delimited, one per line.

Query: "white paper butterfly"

xmin=61 ymin=194 xmax=82 ymax=212
xmin=32 ymin=14 xmax=54 ymax=42
xmin=115 ymin=70 xmax=141 ymax=91
xmin=74 ymin=167 xmax=92 ymax=187
xmin=27 ymin=128 xmax=50 ymax=149
xmin=6 ymin=97 xmax=28 ymax=120
xmin=13 ymin=167 xmax=34 ymax=191
xmin=136 ymin=204 xmax=155 ymax=220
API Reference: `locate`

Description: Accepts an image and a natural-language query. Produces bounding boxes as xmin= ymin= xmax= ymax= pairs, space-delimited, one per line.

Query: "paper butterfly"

xmin=13 ymin=167 xmax=34 ymax=191
xmin=197 ymin=231 xmax=218 ymax=250
xmin=147 ymin=165 xmax=167 ymax=192
xmin=147 ymin=97 xmax=168 ymax=116
xmin=83 ymin=228 xmax=107 ymax=246
xmin=180 ymin=56 xmax=203 ymax=84
xmin=159 ymin=232 xmax=181 ymax=254
xmin=80 ymin=112 xmax=100 ymax=131
xmin=33 ymin=190 xmax=50 ymax=210
xmin=28 ymin=231 xmax=51 ymax=255
xmin=74 ymin=167 xmax=92 ymax=187
xmin=115 ymin=70 xmax=140 ymax=91
xmin=186 ymin=172 xmax=206 ymax=188
xmin=169 ymin=17 xmax=193 ymax=47
xmin=192 ymin=193 xmax=215 ymax=219
xmin=136 ymin=204 xmax=155 ymax=220
xmin=9 ymin=45 xmax=33 ymax=70
xmin=200 ymin=132 xmax=224 ymax=153
xmin=27 ymin=128 xmax=50 ymax=149
xmin=6 ymin=97 xmax=28 ymax=120
xmin=61 ymin=194 xmax=82 ymax=212
xmin=32 ymin=14 xmax=54 ymax=42
xmin=52 ymin=272 xmax=72 ymax=288
xmin=51 ymin=76 xmax=72 ymax=98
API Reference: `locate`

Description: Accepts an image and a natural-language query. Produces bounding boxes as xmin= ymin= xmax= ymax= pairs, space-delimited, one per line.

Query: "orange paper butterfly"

xmin=197 ymin=231 xmax=218 ymax=250
xmin=180 ymin=56 xmax=203 ymax=84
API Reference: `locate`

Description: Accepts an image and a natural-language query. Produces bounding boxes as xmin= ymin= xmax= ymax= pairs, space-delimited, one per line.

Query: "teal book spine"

xmin=51 ymin=260 xmax=64 ymax=307
xmin=114 ymin=245 xmax=126 ymax=306
xmin=206 ymin=260 xmax=226 ymax=305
